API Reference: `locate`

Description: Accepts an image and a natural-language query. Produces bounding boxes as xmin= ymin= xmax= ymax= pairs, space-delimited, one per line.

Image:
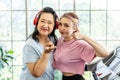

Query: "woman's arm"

xmin=82 ymin=34 xmax=109 ymax=57
xmin=73 ymin=27 xmax=109 ymax=57
xmin=27 ymin=52 xmax=50 ymax=77
xmin=27 ymin=41 xmax=55 ymax=77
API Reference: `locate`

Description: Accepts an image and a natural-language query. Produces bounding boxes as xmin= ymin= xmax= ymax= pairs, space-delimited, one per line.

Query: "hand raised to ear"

xmin=73 ymin=27 xmax=84 ymax=40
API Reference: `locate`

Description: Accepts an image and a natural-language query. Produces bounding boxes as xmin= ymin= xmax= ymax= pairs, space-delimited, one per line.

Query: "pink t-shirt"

xmin=53 ymin=37 xmax=96 ymax=75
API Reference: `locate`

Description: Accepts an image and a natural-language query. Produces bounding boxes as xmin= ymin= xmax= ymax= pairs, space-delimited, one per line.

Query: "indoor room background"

xmin=0 ymin=0 xmax=120 ymax=80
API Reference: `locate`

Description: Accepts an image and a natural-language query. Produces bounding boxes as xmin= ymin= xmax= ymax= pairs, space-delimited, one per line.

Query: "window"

xmin=0 ymin=0 xmax=120 ymax=79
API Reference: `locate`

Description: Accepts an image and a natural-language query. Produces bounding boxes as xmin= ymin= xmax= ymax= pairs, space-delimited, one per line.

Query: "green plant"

xmin=0 ymin=45 xmax=14 ymax=74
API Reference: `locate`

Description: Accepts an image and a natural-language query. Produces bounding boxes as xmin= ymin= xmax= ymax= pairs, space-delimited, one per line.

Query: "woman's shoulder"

xmin=25 ymin=37 xmax=39 ymax=47
xmin=75 ymin=39 xmax=90 ymax=47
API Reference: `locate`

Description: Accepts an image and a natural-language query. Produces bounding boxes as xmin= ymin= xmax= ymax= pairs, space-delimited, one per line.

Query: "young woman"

xmin=20 ymin=7 xmax=58 ymax=80
xmin=53 ymin=12 xmax=109 ymax=80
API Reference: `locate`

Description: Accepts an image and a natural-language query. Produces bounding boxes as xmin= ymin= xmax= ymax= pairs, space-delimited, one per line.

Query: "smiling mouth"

xmin=43 ymin=30 xmax=48 ymax=32
xmin=60 ymin=32 xmax=63 ymax=34
xmin=41 ymin=28 xmax=48 ymax=32
xmin=60 ymin=32 xmax=64 ymax=34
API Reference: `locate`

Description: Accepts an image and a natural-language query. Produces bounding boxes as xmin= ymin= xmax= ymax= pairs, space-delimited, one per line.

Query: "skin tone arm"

xmin=27 ymin=41 xmax=55 ymax=77
xmin=82 ymin=34 xmax=109 ymax=57
xmin=73 ymin=27 xmax=109 ymax=57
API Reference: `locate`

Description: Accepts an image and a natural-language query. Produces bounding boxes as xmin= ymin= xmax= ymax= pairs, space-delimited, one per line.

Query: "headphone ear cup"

xmin=33 ymin=11 xmax=42 ymax=26
xmin=33 ymin=17 xmax=38 ymax=25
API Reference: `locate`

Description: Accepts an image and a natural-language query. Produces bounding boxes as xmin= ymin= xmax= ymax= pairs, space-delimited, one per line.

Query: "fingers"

xmin=72 ymin=28 xmax=83 ymax=40
xmin=45 ymin=47 xmax=49 ymax=50
xmin=49 ymin=46 xmax=56 ymax=50
xmin=74 ymin=26 xmax=79 ymax=31
xmin=44 ymin=41 xmax=56 ymax=53
xmin=45 ymin=41 xmax=54 ymax=47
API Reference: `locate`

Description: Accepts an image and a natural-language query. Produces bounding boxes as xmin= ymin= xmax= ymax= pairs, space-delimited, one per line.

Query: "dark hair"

xmin=28 ymin=7 xmax=58 ymax=45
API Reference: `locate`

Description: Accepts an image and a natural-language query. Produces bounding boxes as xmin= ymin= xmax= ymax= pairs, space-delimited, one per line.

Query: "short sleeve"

xmin=23 ymin=44 xmax=40 ymax=64
xmin=80 ymin=45 xmax=96 ymax=63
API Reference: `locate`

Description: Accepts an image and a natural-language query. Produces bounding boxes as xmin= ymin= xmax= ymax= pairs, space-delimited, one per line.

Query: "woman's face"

xmin=58 ymin=17 xmax=75 ymax=39
xmin=37 ymin=13 xmax=55 ymax=36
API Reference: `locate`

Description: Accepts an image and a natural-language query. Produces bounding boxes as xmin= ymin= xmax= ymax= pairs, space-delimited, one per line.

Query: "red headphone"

xmin=33 ymin=11 xmax=41 ymax=26
xmin=33 ymin=11 xmax=59 ymax=29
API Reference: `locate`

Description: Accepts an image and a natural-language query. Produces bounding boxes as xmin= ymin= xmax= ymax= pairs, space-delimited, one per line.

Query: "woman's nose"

xmin=44 ymin=23 xmax=48 ymax=27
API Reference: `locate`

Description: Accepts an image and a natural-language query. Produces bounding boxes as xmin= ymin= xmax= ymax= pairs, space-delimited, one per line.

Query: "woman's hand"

xmin=44 ymin=41 xmax=56 ymax=53
xmin=73 ymin=26 xmax=84 ymax=40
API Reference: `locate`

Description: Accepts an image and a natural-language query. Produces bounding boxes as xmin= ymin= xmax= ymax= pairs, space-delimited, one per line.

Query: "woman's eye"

xmin=48 ymin=22 xmax=52 ymax=24
xmin=41 ymin=20 xmax=45 ymax=23
xmin=64 ymin=24 xmax=69 ymax=27
xmin=58 ymin=23 xmax=62 ymax=26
